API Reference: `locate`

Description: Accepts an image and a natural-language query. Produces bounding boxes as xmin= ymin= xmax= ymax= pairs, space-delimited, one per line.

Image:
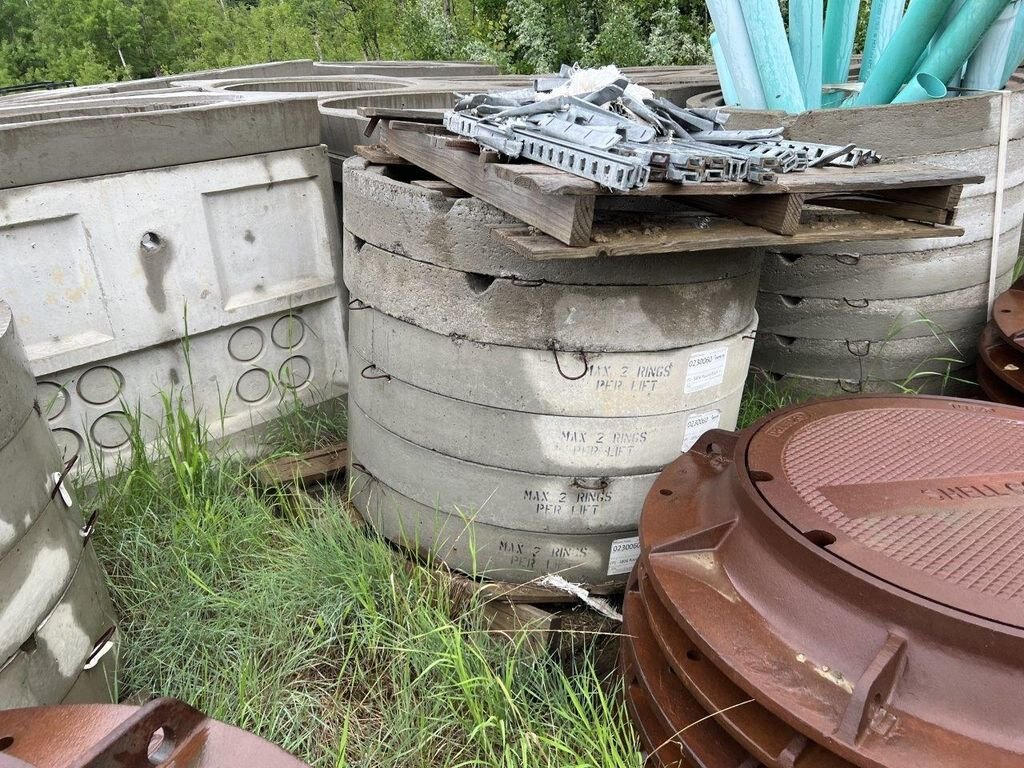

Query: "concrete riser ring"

xmin=348 ymin=306 xmax=756 ymax=418
xmin=350 ymin=402 xmax=662 ymax=535
xmin=349 ymin=464 xmax=636 ymax=589
xmin=755 ymin=272 xmax=1014 ymax=340
xmin=349 ymin=348 xmax=745 ymax=477
xmin=341 ymin=157 xmax=763 ymax=285
xmin=343 ymin=235 xmax=761 ymax=352
xmin=0 ymin=543 xmax=117 ymax=708
xmin=751 ymin=326 xmax=983 ymax=381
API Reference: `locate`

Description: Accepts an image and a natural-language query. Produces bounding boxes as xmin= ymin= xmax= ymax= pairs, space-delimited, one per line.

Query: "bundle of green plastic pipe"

xmin=707 ymin=0 xmax=1024 ymax=112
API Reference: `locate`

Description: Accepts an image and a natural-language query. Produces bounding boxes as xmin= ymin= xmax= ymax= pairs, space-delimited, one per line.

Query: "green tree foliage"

xmin=0 ymin=0 xmax=710 ymax=86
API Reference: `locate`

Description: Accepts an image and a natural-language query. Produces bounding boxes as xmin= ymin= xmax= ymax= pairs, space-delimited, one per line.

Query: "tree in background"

xmin=0 ymin=0 xmax=711 ymax=86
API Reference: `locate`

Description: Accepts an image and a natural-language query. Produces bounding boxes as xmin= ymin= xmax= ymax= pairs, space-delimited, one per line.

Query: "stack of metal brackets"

xmin=342 ymin=157 xmax=759 ymax=589
xmin=0 ymin=301 xmax=118 ymax=708
xmin=443 ymin=84 xmax=876 ymax=192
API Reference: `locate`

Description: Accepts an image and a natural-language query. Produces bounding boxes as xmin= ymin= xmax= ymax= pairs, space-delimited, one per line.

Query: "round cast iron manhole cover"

xmin=747 ymin=396 xmax=1024 ymax=629
xmin=637 ymin=395 xmax=1024 ymax=768
xmin=993 ymin=275 xmax=1024 ymax=352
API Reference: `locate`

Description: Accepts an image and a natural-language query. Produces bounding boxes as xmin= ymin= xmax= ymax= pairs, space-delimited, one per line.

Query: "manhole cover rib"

xmin=636 ymin=395 xmax=1024 ymax=768
xmin=993 ymin=275 xmax=1024 ymax=352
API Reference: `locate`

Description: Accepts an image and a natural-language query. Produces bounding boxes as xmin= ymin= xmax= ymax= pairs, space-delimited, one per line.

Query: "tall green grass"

xmin=84 ymin=394 xmax=640 ymax=768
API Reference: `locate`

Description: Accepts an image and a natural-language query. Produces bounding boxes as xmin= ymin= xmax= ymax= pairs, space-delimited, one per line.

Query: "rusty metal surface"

xmin=632 ymin=395 xmax=1024 ymax=768
xmin=979 ymin=322 xmax=1024 ymax=395
xmin=993 ymin=275 xmax=1024 ymax=352
xmin=0 ymin=697 xmax=309 ymax=767
xmin=978 ymin=354 xmax=1024 ymax=405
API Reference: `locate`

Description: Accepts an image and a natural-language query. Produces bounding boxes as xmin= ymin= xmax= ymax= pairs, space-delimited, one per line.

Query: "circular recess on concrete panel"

xmin=993 ymin=275 xmax=1024 ymax=352
xmin=89 ymin=411 xmax=131 ymax=450
xmin=76 ymin=366 xmax=124 ymax=405
xmin=271 ymin=315 xmax=306 ymax=349
xmin=50 ymin=428 xmax=84 ymax=461
xmin=35 ymin=382 xmax=68 ymax=420
xmin=236 ymin=368 xmax=271 ymax=403
xmin=278 ymin=356 xmax=312 ymax=389
xmin=227 ymin=327 xmax=265 ymax=362
xmin=636 ymin=395 xmax=1024 ymax=768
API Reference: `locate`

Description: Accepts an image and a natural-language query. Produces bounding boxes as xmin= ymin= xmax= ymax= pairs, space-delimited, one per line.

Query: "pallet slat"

xmin=494 ymin=214 xmax=964 ymax=260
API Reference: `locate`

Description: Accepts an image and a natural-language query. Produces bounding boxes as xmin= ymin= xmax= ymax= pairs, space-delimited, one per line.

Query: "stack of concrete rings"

xmin=0 ymin=301 xmax=118 ymax=707
xmin=342 ymin=157 xmax=761 ymax=590
xmin=688 ymin=76 xmax=1024 ymax=395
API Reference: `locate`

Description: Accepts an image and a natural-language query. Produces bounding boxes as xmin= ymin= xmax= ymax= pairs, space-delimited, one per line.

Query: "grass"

xmin=83 ymin=392 xmax=641 ymax=768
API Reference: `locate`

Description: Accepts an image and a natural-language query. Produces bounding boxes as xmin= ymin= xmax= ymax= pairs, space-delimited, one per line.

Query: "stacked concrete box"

xmin=688 ymin=76 xmax=1024 ymax=395
xmin=0 ymin=302 xmax=119 ymax=708
xmin=343 ymin=158 xmax=759 ymax=589
xmin=0 ymin=98 xmax=346 ymax=471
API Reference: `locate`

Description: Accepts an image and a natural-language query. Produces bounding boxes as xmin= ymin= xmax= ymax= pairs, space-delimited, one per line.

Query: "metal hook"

xmin=80 ymin=508 xmax=99 ymax=541
xmin=549 ymin=344 xmax=589 ymax=381
xmin=349 ymin=298 xmax=372 ymax=311
xmin=50 ymin=453 xmax=79 ymax=506
xmin=846 ymin=340 xmax=871 ymax=357
xmin=571 ymin=477 xmax=609 ymax=491
xmin=742 ymin=330 xmax=757 ymax=341
xmin=510 ymin=277 xmax=544 ymax=287
xmin=360 ymin=364 xmax=391 ymax=381
xmin=843 ymin=298 xmax=869 ymax=308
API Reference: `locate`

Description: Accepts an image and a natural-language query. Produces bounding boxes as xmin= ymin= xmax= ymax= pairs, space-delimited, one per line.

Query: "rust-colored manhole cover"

xmin=993 ymin=275 xmax=1024 ymax=352
xmin=630 ymin=395 xmax=1024 ymax=768
xmin=978 ymin=356 xmax=1024 ymax=405
xmin=979 ymin=321 xmax=1024 ymax=398
xmin=0 ymin=697 xmax=309 ymax=767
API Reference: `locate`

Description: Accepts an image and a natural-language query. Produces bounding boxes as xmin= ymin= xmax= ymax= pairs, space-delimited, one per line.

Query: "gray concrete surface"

xmin=342 ymin=158 xmax=764 ymax=284
xmin=751 ymin=326 xmax=983 ymax=380
xmin=350 ymin=463 xmax=634 ymax=589
xmin=350 ymin=402 xmax=658 ymax=534
xmin=349 ymin=307 xmax=756 ymax=417
xmin=349 ymin=348 xmax=744 ymax=476
xmin=0 ymin=544 xmax=118 ymax=707
xmin=343 ymin=235 xmax=760 ymax=352
xmin=0 ymin=411 xmax=64 ymax=559
xmin=759 ymin=225 xmax=1022 ymax=298
xmin=755 ymin=271 xmax=1014 ymax=339
xmin=0 ymin=304 xmax=36 ymax=449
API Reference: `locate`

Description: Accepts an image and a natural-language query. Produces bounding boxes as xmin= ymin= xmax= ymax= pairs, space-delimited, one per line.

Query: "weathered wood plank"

xmin=813 ymin=195 xmax=955 ymax=225
xmin=685 ymin=193 xmax=806 ymax=235
xmin=353 ymin=144 xmax=408 ymax=165
xmin=257 ymin=443 xmax=349 ymax=486
xmin=383 ymin=123 xmax=596 ymax=246
xmin=497 ymin=161 xmax=983 ymax=197
xmin=494 ymin=213 xmax=964 ymax=260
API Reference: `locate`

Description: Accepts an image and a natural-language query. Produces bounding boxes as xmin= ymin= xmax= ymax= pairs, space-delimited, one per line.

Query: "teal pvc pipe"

xmin=892 ymin=72 xmax=949 ymax=102
xmin=861 ymin=0 xmax=906 ymax=83
xmin=740 ymin=0 xmax=806 ymax=112
xmin=964 ymin=2 xmax=1019 ymax=90
xmin=1001 ymin=2 xmax=1024 ymax=84
xmin=706 ymin=0 xmax=767 ymax=109
xmin=789 ymin=0 xmax=824 ymax=108
xmin=710 ymin=32 xmax=740 ymax=106
xmin=821 ymin=0 xmax=860 ymax=105
xmin=854 ymin=0 xmax=957 ymax=106
xmin=912 ymin=0 xmax=1016 ymax=88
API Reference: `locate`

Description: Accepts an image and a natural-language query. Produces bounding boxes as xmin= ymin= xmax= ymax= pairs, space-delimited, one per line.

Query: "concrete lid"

xmin=0 ymin=97 xmax=320 ymax=189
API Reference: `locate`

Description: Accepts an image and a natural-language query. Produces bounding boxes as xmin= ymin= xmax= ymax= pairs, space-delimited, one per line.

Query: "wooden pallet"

xmin=377 ymin=119 xmax=979 ymax=251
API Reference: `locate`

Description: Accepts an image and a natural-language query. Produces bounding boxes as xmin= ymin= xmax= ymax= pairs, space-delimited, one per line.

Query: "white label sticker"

xmin=682 ymin=409 xmax=721 ymax=452
xmin=685 ymin=346 xmax=729 ymax=393
xmin=607 ymin=536 xmax=641 ymax=576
